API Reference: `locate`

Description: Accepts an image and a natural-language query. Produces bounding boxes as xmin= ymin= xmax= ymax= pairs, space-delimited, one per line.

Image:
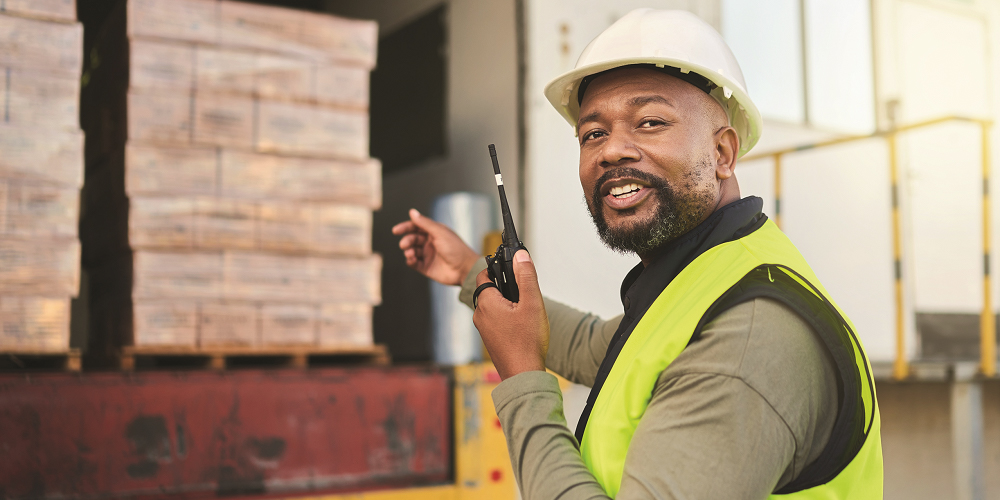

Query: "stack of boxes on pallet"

xmin=0 ymin=1 xmax=83 ymax=351
xmin=81 ymin=0 xmax=382 ymax=360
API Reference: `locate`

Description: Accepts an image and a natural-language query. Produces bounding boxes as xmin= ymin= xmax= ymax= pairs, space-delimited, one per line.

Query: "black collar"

xmin=575 ymin=196 xmax=767 ymax=442
xmin=618 ymin=196 xmax=767 ymax=327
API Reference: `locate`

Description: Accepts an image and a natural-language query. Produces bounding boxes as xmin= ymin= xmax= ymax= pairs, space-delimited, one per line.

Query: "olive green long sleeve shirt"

xmin=459 ymin=260 xmax=838 ymax=499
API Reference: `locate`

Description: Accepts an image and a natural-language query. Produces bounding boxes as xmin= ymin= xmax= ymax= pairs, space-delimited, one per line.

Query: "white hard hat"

xmin=544 ymin=9 xmax=762 ymax=157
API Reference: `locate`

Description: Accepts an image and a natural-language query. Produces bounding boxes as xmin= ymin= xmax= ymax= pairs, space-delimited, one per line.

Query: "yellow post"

xmin=773 ymin=153 xmax=783 ymax=228
xmin=981 ymin=122 xmax=996 ymax=377
xmin=454 ymin=363 xmax=517 ymax=499
xmin=888 ymin=133 xmax=909 ymax=380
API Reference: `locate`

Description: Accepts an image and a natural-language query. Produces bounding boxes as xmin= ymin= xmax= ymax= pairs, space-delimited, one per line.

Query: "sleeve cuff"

xmin=458 ymin=258 xmax=489 ymax=310
xmin=492 ymin=370 xmax=563 ymax=414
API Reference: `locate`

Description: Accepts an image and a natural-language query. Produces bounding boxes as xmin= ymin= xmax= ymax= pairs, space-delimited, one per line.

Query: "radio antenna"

xmin=488 ymin=144 xmax=520 ymax=248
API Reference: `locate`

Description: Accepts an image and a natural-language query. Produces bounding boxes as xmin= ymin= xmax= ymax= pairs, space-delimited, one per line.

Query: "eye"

xmin=580 ymin=129 xmax=607 ymax=144
xmin=639 ymin=118 xmax=668 ymax=129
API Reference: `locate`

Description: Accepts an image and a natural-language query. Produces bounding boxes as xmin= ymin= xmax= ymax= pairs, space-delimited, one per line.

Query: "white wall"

xmin=804 ymin=0 xmax=876 ymax=133
xmin=722 ymin=0 xmax=806 ymax=124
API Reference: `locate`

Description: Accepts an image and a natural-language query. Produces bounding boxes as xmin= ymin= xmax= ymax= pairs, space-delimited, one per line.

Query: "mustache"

xmin=591 ymin=167 xmax=668 ymax=203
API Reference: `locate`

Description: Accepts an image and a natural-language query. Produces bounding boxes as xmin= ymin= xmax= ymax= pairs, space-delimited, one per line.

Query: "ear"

xmin=714 ymin=126 xmax=739 ymax=180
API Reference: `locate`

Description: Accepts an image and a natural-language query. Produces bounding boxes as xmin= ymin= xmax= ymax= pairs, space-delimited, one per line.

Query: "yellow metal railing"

xmin=743 ymin=116 xmax=996 ymax=380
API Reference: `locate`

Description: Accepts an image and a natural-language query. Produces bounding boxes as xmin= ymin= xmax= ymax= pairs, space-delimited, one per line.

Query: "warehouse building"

xmin=1 ymin=0 xmax=998 ymax=498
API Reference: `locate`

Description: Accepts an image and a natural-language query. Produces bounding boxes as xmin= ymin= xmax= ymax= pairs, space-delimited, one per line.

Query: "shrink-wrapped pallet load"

xmin=0 ymin=1 xmax=83 ymax=352
xmin=80 ymin=0 xmax=382 ymax=363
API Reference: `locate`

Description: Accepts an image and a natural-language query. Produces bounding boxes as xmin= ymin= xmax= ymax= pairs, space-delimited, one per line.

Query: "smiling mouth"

xmin=610 ymin=183 xmax=642 ymax=198
xmin=600 ymin=179 xmax=653 ymax=211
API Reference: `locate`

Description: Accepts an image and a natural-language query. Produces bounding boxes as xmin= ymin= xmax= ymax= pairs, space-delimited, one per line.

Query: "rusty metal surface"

xmin=0 ymin=367 xmax=451 ymax=499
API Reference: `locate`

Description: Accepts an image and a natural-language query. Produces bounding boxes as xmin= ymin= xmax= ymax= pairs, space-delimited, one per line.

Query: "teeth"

xmin=610 ymin=183 xmax=641 ymax=197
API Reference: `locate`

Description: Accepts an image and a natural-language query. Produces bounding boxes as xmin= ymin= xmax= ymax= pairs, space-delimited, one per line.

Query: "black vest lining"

xmin=696 ymin=265 xmax=875 ymax=493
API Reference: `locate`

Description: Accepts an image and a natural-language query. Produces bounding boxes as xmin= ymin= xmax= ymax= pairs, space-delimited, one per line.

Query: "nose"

xmin=598 ymin=129 xmax=640 ymax=168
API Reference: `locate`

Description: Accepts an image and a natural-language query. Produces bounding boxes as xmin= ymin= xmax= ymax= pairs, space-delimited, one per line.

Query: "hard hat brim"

xmin=543 ymin=57 xmax=763 ymax=157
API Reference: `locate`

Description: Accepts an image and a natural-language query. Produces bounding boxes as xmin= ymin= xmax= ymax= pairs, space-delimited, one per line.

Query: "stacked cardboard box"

xmin=0 ymin=2 xmax=83 ymax=351
xmin=81 ymin=0 xmax=381 ymax=358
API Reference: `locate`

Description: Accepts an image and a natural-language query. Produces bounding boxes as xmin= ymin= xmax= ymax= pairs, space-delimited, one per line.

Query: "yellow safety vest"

xmin=580 ymin=220 xmax=883 ymax=498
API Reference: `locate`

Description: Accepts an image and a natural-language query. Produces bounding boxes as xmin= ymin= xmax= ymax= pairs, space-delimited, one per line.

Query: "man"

xmin=393 ymin=9 xmax=882 ymax=499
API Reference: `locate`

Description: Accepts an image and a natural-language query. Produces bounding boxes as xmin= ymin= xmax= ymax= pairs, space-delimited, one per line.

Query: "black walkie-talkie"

xmin=486 ymin=144 xmax=527 ymax=302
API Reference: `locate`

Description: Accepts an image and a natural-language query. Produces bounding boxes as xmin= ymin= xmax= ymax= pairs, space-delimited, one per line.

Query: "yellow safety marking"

xmin=288 ymin=485 xmax=460 ymax=500
xmin=982 ymin=122 xmax=996 ymax=377
xmin=773 ymin=153 xmax=782 ymax=229
xmin=887 ymin=133 xmax=909 ymax=380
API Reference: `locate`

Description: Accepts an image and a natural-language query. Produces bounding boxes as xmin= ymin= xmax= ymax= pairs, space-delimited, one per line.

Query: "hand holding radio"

xmin=473 ymin=249 xmax=549 ymax=380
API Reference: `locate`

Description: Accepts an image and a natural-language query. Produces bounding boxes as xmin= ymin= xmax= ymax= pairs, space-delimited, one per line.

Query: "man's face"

xmin=577 ymin=67 xmax=730 ymax=256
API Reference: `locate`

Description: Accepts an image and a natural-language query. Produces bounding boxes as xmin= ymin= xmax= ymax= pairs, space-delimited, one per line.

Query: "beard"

xmin=587 ymin=163 xmax=716 ymax=256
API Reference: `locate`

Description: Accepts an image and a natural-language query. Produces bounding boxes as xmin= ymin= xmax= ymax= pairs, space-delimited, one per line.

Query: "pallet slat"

xmin=0 ymin=13 xmax=82 ymax=76
xmin=118 ymin=343 xmax=387 ymax=371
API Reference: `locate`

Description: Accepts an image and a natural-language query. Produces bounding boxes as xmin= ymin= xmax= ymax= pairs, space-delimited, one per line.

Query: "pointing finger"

xmin=392 ymin=220 xmax=425 ymax=236
xmin=408 ymin=209 xmax=451 ymax=237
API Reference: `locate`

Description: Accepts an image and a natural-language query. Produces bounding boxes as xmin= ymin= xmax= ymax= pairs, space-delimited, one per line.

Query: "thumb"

xmin=408 ymin=208 xmax=446 ymax=236
xmin=512 ymin=250 xmax=540 ymax=299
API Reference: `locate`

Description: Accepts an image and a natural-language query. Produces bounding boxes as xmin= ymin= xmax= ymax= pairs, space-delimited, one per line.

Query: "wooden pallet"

xmin=0 ymin=349 xmax=81 ymax=372
xmin=118 ymin=344 xmax=389 ymax=371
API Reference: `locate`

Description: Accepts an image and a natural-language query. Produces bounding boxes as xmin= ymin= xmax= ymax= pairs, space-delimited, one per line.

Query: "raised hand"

xmin=391 ymin=208 xmax=482 ymax=286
